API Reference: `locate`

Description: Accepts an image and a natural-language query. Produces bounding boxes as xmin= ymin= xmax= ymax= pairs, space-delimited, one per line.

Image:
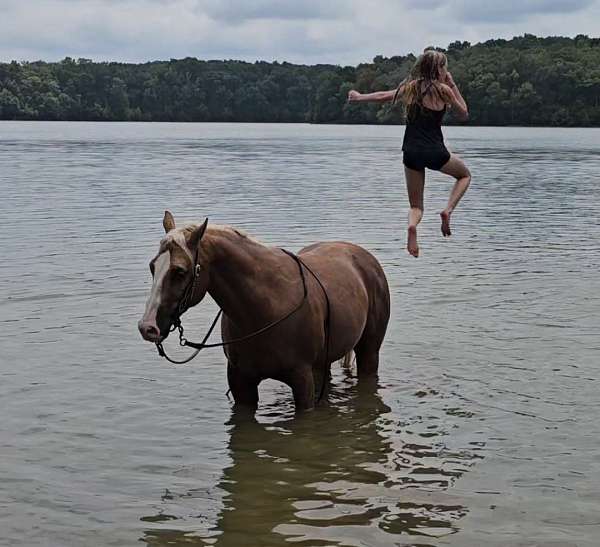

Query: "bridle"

xmin=154 ymin=232 xmax=332 ymax=402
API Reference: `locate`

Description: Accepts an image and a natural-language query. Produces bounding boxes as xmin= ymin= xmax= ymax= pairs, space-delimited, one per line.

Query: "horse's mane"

xmin=208 ymin=224 xmax=257 ymax=241
xmin=170 ymin=223 xmax=263 ymax=246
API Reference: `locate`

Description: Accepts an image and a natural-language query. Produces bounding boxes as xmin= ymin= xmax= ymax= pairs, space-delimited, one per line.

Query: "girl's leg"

xmin=404 ymin=166 xmax=425 ymax=258
xmin=439 ymin=154 xmax=471 ymax=237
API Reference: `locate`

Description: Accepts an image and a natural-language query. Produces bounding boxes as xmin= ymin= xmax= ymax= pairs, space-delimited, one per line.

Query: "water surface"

xmin=1 ymin=122 xmax=599 ymax=547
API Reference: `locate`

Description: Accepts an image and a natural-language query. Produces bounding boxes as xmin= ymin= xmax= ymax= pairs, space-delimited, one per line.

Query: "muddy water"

xmin=1 ymin=122 xmax=599 ymax=546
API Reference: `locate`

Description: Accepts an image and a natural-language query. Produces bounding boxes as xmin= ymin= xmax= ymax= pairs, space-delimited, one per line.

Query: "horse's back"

xmin=298 ymin=241 xmax=387 ymax=285
xmin=298 ymin=241 xmax=390 ymax=317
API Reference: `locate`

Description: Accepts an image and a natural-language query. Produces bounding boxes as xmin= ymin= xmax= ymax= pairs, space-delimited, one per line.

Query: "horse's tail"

xmin=341 ymin=351 xmax=354 ymax=369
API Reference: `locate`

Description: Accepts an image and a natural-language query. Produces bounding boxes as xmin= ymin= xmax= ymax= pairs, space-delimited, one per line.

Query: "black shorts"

xmin=403 ymin=146 xmax=450 ymax=172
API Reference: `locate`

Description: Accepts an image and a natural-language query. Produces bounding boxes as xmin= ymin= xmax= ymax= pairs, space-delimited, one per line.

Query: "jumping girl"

xmin=348 ymin=49 xmax=471 ymax=257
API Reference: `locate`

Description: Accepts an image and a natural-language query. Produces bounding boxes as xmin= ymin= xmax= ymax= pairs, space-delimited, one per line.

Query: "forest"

xmin=1 ymin=34 xmax=599 ymax=126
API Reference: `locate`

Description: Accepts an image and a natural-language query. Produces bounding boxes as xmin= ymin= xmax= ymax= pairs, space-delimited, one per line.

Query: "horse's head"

xmin=138 ymin=211 xmax=209 ymax=343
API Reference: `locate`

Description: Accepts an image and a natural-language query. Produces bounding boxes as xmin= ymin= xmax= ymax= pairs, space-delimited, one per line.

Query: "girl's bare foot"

xmin=440 ymin=210 xmax=452 ymax=237
xmin=407 ymin=225 xmax=419 ymax=257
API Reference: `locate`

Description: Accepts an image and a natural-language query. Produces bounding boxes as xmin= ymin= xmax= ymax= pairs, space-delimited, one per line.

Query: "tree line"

xmin=1 ymin=34 xmax=599 ymax=126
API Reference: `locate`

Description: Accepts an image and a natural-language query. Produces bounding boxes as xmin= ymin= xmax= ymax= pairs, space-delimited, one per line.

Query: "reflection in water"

xmin=142 ymin=372 xmax=477 ymax=546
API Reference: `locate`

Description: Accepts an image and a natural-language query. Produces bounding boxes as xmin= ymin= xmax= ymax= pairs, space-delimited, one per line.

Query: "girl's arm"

xmin=441 ymin=73 xmax=468 ymax=120
xmin=347 ymin=89 xmax=398 ymax=103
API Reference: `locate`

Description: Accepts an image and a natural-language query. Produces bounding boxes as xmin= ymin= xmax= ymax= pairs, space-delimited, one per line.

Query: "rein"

xmin=155 ymin=248 xmax=332 ymax=401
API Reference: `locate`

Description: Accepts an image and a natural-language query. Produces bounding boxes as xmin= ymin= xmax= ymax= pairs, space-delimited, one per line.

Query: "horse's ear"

xmin=163 ymin=210 xmax=176 ymax=233
xmin=189 ymin=218 xmax=209 ymax=250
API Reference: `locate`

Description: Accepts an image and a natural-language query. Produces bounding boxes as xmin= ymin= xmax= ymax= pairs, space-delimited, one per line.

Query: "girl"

xmin=348 ymin=49 xmax=470 ymax=257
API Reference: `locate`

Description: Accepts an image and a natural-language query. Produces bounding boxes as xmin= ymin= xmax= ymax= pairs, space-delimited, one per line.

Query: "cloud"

xmin=452 ymin=0 xmax=595 ymax=22
xmin=400 ymin=0 xmax=594 ymax=22
xmin=198 ymin=0 xmax=352 ymax=23
xmin=0 ymin=0 xmax=598 ymax=64
xmin=402 ymin=0 xmax=446 ymax=9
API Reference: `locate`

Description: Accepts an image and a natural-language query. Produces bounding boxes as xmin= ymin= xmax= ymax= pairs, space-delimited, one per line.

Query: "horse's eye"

xmin=173 ymin=267 xmax=187 ymax=277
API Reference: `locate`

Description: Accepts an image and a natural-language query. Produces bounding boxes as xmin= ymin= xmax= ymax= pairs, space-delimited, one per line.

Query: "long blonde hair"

xmin=393 ymin=49 xmax=449 ymax=110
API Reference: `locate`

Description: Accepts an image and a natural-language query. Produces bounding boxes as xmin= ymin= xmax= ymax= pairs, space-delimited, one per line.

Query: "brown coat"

xmin=139 ymin=212 xmax=390 ymax=411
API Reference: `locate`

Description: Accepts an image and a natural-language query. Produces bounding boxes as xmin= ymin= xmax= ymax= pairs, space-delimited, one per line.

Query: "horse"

xmin=138 ymin=211 xmax=390 ymax=411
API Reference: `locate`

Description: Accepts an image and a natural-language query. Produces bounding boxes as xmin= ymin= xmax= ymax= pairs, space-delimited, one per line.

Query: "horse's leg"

xmin=227 ymin=361 xmax=259 ymax=410
xmin=289 ymin=366 xmax=315 ymax=411
xmin=313 ymin=361 xmax=332 ymax=402
xmin=354 ymin=325 xmax=384 ymax=378
xmin=355 ymin=346 xmax=379 ymax=377
xmin=355 ymin=287 xmax=389 ymax=378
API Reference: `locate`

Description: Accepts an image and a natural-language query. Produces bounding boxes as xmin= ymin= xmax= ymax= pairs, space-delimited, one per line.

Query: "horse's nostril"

xmin=139 ymin=321 xmax=160 ymax=340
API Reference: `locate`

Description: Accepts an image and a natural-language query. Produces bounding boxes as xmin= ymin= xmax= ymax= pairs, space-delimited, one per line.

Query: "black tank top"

xmin=402 ymin=104 xmax=446 ymax=150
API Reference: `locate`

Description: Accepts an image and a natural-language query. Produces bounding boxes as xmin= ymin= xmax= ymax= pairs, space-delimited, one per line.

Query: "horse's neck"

xmin=201 ymin=229 xmax=294 ymax=327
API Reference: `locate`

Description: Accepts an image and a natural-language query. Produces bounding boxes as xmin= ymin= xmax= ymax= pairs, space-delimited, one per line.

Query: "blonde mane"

xmin=206 ymin=223 xmax=262 ymax=244
xmin=162 ymin=223 xmax=263 ymax=256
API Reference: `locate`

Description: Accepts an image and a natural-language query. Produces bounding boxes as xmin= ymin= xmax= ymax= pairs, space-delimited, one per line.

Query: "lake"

xmin=1 ymin=121 xmax=599 ymax=547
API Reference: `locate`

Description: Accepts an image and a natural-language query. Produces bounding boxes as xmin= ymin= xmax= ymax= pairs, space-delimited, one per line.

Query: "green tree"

xmin=0 ymin=89 xmax=21 ymax=118
xmin=1 ymin=35 xmax=599 ymax=125
xmin=107 ymin=77 xmax=129 ymax=119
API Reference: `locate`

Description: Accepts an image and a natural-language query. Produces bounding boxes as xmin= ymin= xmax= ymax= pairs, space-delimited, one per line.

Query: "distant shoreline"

xmin=2 ymin=34 xmax=599 ymax=128
xmin=1 ymin=120 xmax=599 ymax=129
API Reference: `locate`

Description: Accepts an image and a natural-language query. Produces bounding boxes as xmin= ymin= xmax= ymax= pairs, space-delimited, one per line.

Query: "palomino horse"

xmin=138 ymin=211 xmax=390 ymax=411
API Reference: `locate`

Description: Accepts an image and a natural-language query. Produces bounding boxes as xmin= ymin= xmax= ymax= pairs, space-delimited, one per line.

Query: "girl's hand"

xmin=347 ymin=90 xmax=361 ymax=102
xmin=445 ymin=72 xmax=456 ymax=88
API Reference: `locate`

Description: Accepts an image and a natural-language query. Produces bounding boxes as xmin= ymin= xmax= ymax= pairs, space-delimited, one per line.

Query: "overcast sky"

xmin=1 ymin=0 xmax=599 ymax=65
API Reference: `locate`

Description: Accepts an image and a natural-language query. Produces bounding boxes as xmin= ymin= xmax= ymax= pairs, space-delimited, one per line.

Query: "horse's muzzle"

xmin=138 ymin=320 xmax=163 ymax=343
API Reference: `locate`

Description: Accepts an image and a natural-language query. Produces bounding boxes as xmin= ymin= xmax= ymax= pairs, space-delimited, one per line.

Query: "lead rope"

xmin=295 ymin=257 xmax=331 ymax=403
xmin=156 ymin=310 xmax=222 ymax=365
